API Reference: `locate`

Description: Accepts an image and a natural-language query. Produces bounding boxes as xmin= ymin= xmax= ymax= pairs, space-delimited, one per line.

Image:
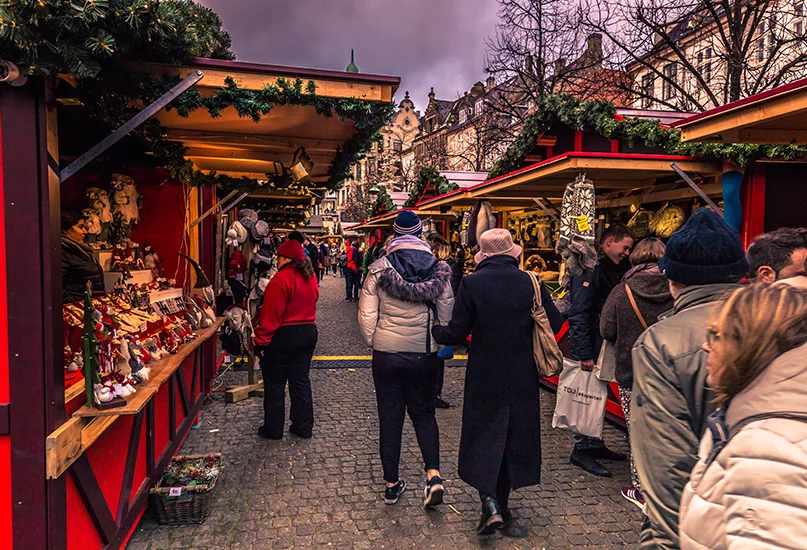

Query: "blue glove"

xmin=437 ymin=346 xmax=454 ymax=360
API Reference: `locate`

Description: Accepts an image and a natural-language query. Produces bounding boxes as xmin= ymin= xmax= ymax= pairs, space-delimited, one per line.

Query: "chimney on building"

xmin=586 ymin=33 xmax=603 ymax=68
xmin=486 ymin=75 xmax=495 ymax=90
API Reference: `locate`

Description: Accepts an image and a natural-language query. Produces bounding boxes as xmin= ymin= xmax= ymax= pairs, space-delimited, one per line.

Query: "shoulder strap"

xmin=625 ymin=284 xmax=649 ymax=330
xmin=526 ymin=271 xmax=543 ymax=306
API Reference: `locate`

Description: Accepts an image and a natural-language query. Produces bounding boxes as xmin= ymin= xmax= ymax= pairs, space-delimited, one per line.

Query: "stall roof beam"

xmin=417 ymin=152 xmax=721 ymax=211
xmin=673 ymin=77 xmax=807 ymax=144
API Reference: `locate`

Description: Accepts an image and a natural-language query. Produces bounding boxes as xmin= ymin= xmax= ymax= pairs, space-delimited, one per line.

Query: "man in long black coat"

xmin=433 ymin=230 xmax=562 ymax=537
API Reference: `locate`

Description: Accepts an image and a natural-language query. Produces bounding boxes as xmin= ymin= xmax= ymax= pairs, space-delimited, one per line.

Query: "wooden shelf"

xmin=72 ymin=318 xmax=223 ymax=418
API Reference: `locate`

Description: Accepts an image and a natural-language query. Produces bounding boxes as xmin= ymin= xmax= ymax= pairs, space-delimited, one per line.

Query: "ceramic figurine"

xmin=93 ymin=383 xmax=114 ymax=404
xmin=120 ymin=174 xmax=141 ymax=225
xmin=82 ymin=208 xmax=102 ymax=245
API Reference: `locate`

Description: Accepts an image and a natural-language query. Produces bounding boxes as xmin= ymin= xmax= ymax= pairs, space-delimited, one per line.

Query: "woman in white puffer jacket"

xmin=679 ymin=283 xmax=807 ymax=549
xmin=358 ymin=210 xmax=454 ymax=509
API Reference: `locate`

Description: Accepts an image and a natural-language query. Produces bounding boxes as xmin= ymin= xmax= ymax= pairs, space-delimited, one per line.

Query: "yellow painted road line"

xmin=313 ymin=355 xmax=372 ymax=360
xmin=313 ymin=354 xmax=468 ymax=360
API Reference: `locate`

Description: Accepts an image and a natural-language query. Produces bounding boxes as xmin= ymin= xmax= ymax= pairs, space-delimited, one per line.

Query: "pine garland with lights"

xmin=404 ymin=166 xmax=459 ymax=207
xmin=370 ymin=188 xmax=395 ymax=217
xmin=73 ymin=72 xmax=394 ymax=192
xmin=488 ymin=94 xmax=807 ymax=179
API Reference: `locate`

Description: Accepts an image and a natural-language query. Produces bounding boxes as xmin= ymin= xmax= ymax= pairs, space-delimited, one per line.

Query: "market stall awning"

xmin=672 ymin=77 xmax=807 ymax=144
xmin=416 ymin=152 xmax=722 ymax=211
xmin=354 ymin=208 xmax=458 ymax=231
xmin=141 ymin=58 xmax=400 ymax=184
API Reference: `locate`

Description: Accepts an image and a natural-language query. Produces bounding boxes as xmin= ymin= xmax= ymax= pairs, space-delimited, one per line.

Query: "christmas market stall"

xmin=0 ymin=52 xmax=398 ymax=550
xmin=672 ymin=77 xmax=807 ymax=241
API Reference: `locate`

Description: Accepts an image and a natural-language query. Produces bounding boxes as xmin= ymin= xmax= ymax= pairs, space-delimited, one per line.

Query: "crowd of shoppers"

xmin=248 ymin=207 xmax=807 ymax=546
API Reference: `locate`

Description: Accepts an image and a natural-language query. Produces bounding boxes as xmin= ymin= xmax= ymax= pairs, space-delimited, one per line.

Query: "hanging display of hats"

xmin=238 ymin=208 xmax=259 ymax=229
xmin=650 ymin=203 xmax=686 ymax=238
xmin=226 ymin=220 xmax=248 ymax=246
xmin=251 ymin=220 xmax=270 ymax=241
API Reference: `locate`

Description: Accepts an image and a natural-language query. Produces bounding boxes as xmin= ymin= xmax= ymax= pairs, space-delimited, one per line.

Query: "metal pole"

xmin=60 ymin=70 xmax=205 ymax=182
xmin=670 ymin=162 xmax=724 ymax=218
xmin=532 ymin=198 xmax=560 ymax=222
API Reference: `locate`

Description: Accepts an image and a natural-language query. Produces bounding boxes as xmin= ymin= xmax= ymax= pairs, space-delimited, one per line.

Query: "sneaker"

xmin=570 ymin=449 xmax=612 ymax=477
xmin=384 ymin=479 xmax=406 ymax=505
xmin=621 ymin=487 xmax=645 ymax=510
xmin=423 ymin=476 xmax=445 ymax=508
xmin=434 ymin=396 xmax=450 ymax=409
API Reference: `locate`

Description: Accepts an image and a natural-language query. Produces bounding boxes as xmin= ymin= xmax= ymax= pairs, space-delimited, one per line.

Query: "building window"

xmin=474 ymin=100 xmax=483 ymax=116
xmin=393 ymin=140 xmax=402 ymax=152
xmin=697 ymin=48 xmax=713 ymax=83
xmin=356 ymin=164 xmax=362 ymax=180
xmin=404 ymin=118 xmax=410 ymax=126
xmin=662 ymin=63 xmax=677 ymax=100
xmin=459 ymin=109 xmax=467 ymax=124
xmin=641 ymin=73 xmax=655 ymax=108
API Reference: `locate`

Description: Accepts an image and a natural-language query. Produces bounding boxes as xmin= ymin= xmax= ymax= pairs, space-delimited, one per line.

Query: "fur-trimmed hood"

xmin=376 ymin=257 xmax=452 ymax=304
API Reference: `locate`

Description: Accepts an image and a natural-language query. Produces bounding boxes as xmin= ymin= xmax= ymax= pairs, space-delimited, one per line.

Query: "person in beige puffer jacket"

xmin=680 ymin=284 xmax=807 ymax=549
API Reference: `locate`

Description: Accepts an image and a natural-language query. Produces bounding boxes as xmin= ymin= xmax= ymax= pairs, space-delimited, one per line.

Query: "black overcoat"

xmin=432 ymin=255 xmax=563 ymax=495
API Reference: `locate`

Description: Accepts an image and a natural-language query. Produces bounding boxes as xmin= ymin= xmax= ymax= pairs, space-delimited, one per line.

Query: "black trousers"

xmin=372 ymin=350 xmax=440 ymax=483
xmin=480 ymin=458 xmax=511 ymax=511
xmin=436 ymin=360 xmax=445 ymax=396
xmin=345 ymin=268 xmax=360 ymax=300
xmin=259 ymin=324 xmax=318 ymax=438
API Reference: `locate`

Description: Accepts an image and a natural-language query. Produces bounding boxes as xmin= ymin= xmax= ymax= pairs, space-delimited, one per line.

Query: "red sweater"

xmin=254 ymin=264 xmax=319 ymax=346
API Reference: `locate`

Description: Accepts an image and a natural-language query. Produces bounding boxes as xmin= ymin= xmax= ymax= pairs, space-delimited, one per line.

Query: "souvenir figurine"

xmin=119 ymin=174 xmax=141 ymax=225
xmin=86 ymin=187 xmax=113 ymax=245
xmin=82 ymin=208 xmax=102 ymax=246
xmin=143 ymin=243 xmax=162 ymax=278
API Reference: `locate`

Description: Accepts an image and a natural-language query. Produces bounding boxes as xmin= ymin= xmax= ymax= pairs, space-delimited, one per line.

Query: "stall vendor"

xmin=61 ymin=210 xmax=105 ymax=303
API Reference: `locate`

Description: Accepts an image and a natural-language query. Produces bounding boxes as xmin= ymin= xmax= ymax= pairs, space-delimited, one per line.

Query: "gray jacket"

xmin=630 ymin=284 xmax=740 ymax=550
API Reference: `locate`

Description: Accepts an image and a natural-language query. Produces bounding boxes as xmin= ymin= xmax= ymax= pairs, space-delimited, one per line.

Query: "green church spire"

xmin=346 ymin=49 xmax=359 ymax=73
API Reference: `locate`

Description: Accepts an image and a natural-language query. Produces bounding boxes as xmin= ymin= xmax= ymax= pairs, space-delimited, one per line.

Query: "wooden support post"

xmin=224 ymin=352 xmax=263 ymax=403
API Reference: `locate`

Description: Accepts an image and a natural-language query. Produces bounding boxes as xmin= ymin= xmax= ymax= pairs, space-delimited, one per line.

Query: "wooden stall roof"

xmin=415 ymin=152 xmax=722 ymax=211
xmin=672 ymin=77 xmax=807 ymax=144
xmin=140 ymin=58 xmax=400 ymax=185
xmin=354 ymin=207 xmax=458 ymax=231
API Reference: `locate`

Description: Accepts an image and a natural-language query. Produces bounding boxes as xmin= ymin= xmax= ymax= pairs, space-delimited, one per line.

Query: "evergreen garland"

xmin=0 ymin=0 xmax=234 ymax=78
xmin=370 ymin=188 xmax=395 ymax=218
xmin=488 ymin=94 xmax=807 ymax=179
xmin=73 ymin=73 xmax=394 ymax=192
xmin=404 ymin=166 xmax=459 ymax=207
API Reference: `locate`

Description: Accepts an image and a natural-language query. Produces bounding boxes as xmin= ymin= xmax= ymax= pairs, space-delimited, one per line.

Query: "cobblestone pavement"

xmin=128 ymin=275 xmax=643 ymax=549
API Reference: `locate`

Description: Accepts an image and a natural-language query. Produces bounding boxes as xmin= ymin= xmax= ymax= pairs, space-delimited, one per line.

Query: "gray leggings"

xmin=619 ymin=385 xmax=641 ymax=491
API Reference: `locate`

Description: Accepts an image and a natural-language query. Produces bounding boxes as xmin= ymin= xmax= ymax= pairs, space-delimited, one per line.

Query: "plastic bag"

xmin=552 ymin=358 xmax=608 ymax=438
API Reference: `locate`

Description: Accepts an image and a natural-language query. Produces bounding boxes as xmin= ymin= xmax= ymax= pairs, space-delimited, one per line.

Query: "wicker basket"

xmin=150 ymin=453 xmax=221 ymax=525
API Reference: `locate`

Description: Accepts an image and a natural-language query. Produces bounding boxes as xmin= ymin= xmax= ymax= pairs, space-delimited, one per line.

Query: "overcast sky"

xmin=200 ymin=0 xmax=500 ymax=113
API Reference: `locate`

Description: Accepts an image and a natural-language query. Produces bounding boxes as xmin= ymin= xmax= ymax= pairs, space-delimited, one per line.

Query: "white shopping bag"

xmin=594 ymin=340 xmax=617 ymax=382
xmin=552 ymin=358 xmax=608 ymax=438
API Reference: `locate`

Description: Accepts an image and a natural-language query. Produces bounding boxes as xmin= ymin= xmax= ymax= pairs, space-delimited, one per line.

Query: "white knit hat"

xmin=474 ymin=228 xmax=523 ymax=265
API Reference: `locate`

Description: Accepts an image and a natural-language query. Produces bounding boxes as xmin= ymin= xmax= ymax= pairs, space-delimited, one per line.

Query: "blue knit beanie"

xmin=660 ymin=208 xmax=748 ymax=285
xmin=393 ymin=210 xmax=422 ymax=237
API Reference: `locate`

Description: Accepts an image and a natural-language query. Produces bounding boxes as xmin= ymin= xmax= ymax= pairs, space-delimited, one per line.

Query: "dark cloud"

xmin=200 ymin=0 xmax=499 ymax=112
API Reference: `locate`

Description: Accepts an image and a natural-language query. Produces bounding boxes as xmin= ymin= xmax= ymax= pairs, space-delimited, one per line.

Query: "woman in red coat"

xmin=254 ymin=239 xmax=320 ymax=439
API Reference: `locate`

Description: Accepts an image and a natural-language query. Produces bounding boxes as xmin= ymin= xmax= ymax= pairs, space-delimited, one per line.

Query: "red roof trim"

xmin=415 ymin=151 xmax=706 ymax=208
xmin=188 ymin=57 xmax=401 ymax=86
xmin=671 ymin=77 xmax=807 ymax=128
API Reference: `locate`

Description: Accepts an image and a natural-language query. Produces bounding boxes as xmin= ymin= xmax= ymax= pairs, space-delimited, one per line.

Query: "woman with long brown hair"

xmin=679 ymin=284 xmax=807 ymax=549
xmin=254 ymin=238 xmax=320 ymax=440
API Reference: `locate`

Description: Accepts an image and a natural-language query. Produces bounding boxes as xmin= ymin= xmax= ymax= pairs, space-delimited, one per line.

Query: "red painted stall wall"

xmin=0 ymin=90 xmax=13 ymax=550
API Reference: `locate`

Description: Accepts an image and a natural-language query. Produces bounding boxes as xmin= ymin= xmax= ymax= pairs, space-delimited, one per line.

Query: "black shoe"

xmin=434 ymin=396 xmax=450 ymax=409
xmin=384 ymin=479 xmax=406 ymax=504
xmin=477 ymin=497 xmax=505 ymax=535
xmin=423 ymin=476 xmax=445 ymax=508
xmin=257 ymin=426 xmax=282 ymax=440
xmin=587 ymin=446 xmax=627 ymax=461
xmin=498 ymin=509 xmax=529 ymax=539
xmin=570 ymin=449 xmax=612 ymax=477
xmin=289 ymin=425 xmax=312 ymax=439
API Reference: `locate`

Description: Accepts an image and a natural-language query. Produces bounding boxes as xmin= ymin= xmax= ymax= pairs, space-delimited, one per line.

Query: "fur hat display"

xmin=226 ymin=220 xmax=248 ymax=245
xmin=238 ymin=208 xmax=259 ymax=229
xmin=251 ymin=220 xmax=269 ymax=240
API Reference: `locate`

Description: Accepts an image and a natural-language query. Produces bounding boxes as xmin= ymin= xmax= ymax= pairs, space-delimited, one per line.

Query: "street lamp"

xmin=368 ymin=185 xmax=381 ymax=199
